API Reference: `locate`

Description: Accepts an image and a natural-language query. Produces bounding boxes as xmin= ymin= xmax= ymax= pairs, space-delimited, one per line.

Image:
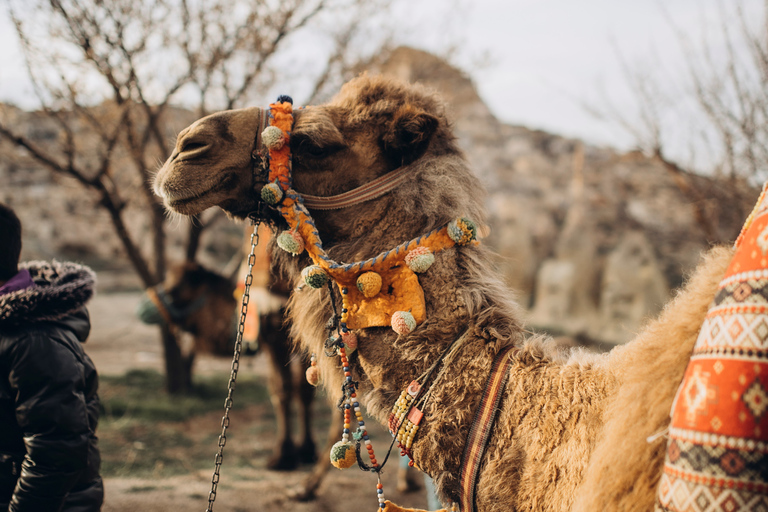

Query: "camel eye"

xmin=292 ymin=134 xmax=342 ymax=159
xmin=304 ymin=144 xmax=329 ymax=158
xmin=182 ymin=141 xmax=206 ymax=153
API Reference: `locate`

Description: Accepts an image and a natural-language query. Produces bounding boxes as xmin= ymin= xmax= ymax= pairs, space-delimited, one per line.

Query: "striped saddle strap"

xmin=458 ymin=345 xmax=517 ymax=512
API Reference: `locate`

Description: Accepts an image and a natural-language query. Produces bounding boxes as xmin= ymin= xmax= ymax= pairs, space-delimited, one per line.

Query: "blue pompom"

xmin=276 ymin=95 xmax=293 ymax=104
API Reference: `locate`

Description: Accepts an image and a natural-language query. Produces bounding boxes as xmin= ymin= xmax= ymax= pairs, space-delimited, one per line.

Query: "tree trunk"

xmin=159 ymin=324 xmax=194 ymax=395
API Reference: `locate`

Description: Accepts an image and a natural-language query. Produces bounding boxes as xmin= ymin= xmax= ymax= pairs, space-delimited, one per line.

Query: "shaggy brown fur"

xmin=154 ymin=75 xmax=736 ymax=511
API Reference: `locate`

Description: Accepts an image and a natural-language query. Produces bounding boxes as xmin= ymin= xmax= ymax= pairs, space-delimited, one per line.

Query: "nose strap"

xmin=251 ymin=108 xmax=270 ymax=180
xmin=299 ymin=166 xmax=411 ymax=210
xmin=252 ymin=108 xmax=271 ymax=157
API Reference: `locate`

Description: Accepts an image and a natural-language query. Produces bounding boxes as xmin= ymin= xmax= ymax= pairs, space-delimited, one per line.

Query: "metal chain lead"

xmin=206 ymin=218 xmax=261 ymax=512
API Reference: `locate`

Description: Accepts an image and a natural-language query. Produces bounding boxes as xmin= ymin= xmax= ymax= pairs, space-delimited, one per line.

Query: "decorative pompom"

xmin=356 ymin=272 xmax=382 ymax=298
xmin=448 ymin=217 xmax=477 ymax=245
xmin=341 ymin=330 xmax=358 ymax=354
xmin=302 ymin=265 xmax=329 ymax=289
xmin=391 ymin=311 xmax=417 ymax=336
xmin=305 ymin=366 xmax=320 ymax=386
xmin=260 ymin=182 xmax=283 ymax=205
xmin=276 ymin=94 xmax=293 ymax=105
xmin=330 ymin=440 xmax=357 ymax=469
xmin=262 ymin=125 xmax=285 ymax=150
xmin=277 ymin=230 xmax=305 ymax=255
xmin=405 ymin=247 xmax=435 ymax=273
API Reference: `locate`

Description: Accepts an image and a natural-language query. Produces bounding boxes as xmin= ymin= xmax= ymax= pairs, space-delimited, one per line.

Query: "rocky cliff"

xmin=372 ymin=47 xmax=756 ymax=345
xmin=0 ymin=47 xmax=757 ymax=344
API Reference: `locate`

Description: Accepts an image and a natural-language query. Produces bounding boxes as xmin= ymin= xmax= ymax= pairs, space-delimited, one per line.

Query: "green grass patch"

xmin=126 ymin=485 xmax=173 ymax=493
xmin=98 ymin=369 xmax=272 ymax=477
xmin=99 ymin=369 xmax=271 ymax=422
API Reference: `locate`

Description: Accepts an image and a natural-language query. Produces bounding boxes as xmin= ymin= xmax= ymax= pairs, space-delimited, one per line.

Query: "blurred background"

xmin=0 ymin=0 xmax=765 ymax=510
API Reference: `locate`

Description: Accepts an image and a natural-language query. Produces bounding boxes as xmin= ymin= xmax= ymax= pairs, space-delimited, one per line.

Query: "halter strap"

xmin=458 ymin=345 xmax=517 ymax=512
xmin=147 ymin=286 xmax=207 ymax=325
xmin=299 ymin=166 xmax=411 ymax=210
xmin=251 ymin=107 xmax=270 ymax=178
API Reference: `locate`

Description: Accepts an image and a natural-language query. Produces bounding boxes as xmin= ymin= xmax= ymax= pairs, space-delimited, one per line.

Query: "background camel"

xmin=140 ymin=222 xmax=355 ymax=499
xmin=153 ymin=75 xmax=739 ymax=511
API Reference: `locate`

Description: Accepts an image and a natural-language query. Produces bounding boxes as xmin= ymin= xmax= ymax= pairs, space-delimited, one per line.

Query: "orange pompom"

xmin=305 ymin=366 xmax=320 ymax=386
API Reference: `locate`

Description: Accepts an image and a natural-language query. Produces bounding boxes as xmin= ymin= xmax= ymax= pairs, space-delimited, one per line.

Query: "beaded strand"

xmin=387 ymin=331 xmax=471 ymax=468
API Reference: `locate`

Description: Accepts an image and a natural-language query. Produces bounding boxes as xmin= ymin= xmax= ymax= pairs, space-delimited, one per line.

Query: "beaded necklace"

xmin=387 ymin=330 xmax=469 ymax=466
xmin=258 ymin=96 xmax=477 ymax=510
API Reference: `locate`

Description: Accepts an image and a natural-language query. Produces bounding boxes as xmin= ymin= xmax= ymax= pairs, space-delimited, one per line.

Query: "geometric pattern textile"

xmin=656 ymin=185 xmax=768 ymax=511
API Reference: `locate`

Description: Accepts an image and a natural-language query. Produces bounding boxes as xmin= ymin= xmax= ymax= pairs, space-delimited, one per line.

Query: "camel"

xmin=153 ymin=74 xmax=738 ymax=511
xmin=141 ymin=257 xmax=321 ymax=471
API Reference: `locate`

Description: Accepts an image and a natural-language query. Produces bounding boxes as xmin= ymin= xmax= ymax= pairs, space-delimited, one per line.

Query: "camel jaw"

xmin=163 ymin=192 xmax=218 ymax=216
xmin=153 ymin=106 xmax=266 ymax=218
xmin=154 ymin=167 xmax=225 ymax=216
xmin=154 ymin=146 xmax=261 ymax=218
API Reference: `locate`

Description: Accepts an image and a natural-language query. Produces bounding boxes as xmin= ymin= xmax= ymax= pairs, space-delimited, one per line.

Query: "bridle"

xmin=146 ymin=285 xmax=207 ymax=327
xmin=250 ymin=105 xmax=413 ymax=212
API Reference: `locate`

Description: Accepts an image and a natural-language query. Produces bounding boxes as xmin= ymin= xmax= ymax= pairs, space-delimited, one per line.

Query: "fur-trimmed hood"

xmin=0 ymin=261 xmax=96 ymax=329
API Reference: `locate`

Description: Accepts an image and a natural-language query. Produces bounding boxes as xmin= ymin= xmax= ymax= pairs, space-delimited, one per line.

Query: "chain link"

xmin=206 ymin=218 xmax=261 ymax=512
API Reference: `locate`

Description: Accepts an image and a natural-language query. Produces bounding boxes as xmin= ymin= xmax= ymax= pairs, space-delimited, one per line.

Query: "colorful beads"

xmin=388 ymin=388 xmax=415 ymax=436
xmin=277 ymin=230 xmax=305 ymax=255
xmin=262 ymin=125 xmax=285 ymax=150
xmin=377 ymin=481 xmax=386 ymax=507
xmin=405 ymin=246 xmax=435 ymax=273
xmin=330 ymin=440 xmax=357 ymax=469
xmin=302 ymin=265 xmax=329 ymax=288
xmin=260 ymin=182 xmax=283 ymax=205
xmin=356 ymin=272 xmax=382 ymax=298
xmin=391 ymin=311 xmax=416 ymax=335
xmin=388 ymin=385 xmax=423 ymax=460
xmin=448 ymin=217 xmax=477 ymax=245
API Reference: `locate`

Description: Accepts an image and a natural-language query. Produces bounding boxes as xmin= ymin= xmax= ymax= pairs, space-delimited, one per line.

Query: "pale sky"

xmin=0 ymin=0 xmax=761 ymax=155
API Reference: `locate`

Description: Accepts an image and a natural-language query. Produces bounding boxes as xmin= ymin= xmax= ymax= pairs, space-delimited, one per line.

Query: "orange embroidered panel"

xmin=657 ymin=186 xmax=768 ymax=512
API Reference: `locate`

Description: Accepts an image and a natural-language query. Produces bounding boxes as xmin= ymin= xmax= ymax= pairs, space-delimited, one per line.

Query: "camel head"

xmin=155 ymin=75 xmax=496 ymax=424
xmin=161 ymin=261 xmax=237 ymax=356
xmin=154 ymin=75 xmax=466 ymax=242
xmin=153 ymin=107 xmax=265 ymax=217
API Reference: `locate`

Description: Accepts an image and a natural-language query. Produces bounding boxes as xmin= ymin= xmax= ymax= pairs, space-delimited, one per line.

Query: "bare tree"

xmin=585 ymin=1 xmax=764 ymax=244
xmin=0 ymin=0 xmax=393 ymax=393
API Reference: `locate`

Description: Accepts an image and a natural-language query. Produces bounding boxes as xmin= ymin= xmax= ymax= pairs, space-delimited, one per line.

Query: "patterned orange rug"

xmin=656 ymin=187 xmax=768 ymax=511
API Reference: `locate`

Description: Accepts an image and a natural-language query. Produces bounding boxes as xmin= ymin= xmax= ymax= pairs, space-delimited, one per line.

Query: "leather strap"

xmin=299 ymin=166 xmax=411 ymax=210
xmin=147 ymin=286 xmax=206 ymax=325
xmin=458 ymin=345 xmax=517 ymax=512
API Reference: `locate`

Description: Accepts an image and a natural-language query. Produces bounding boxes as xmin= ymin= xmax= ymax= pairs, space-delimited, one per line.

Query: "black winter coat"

xmin=0 ymin=261 xmax=103 ymax=512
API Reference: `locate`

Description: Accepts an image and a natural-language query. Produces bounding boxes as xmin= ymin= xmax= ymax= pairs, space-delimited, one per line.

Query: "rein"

xmin=206 ymin=218 xmax=262 ymax=512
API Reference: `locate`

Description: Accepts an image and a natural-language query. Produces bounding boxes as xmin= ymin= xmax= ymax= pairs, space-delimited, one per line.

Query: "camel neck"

xmin=408 ymin=333 xmax=506 ymax=498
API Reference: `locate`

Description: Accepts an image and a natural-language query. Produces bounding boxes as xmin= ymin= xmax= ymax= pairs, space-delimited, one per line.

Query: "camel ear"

xmin=382 ymin=104 xmax=438 ymax=166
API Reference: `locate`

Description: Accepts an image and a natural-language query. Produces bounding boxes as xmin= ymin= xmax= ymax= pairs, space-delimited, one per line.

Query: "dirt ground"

xmin=87 ymin=291 xmax=433 ymax=512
